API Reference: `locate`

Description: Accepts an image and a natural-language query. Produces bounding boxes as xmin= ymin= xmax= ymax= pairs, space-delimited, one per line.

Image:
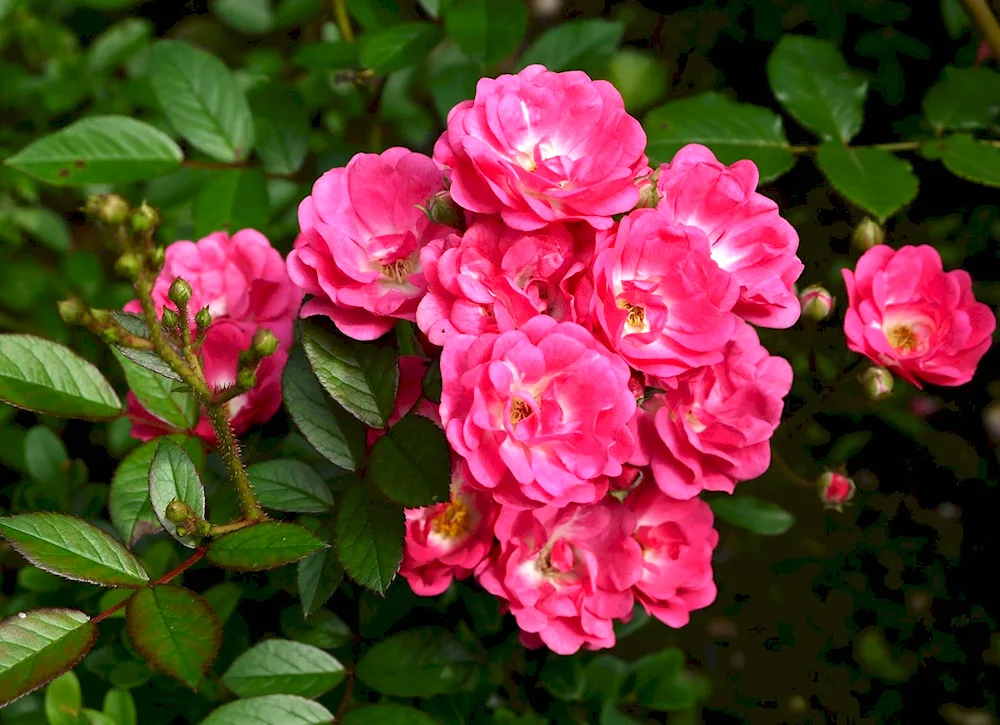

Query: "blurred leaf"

xmin=247 ymin=460 xmax=335 ymax=513
xmin=540 ymin=657 xmax=585 ymax=702
xmin=356 ymin=627 xmax=474 ymax=696
xmin=9 ymin=208 xmax=70 ymax=252
xmin=193 ymin=168 xmax=269 ymax=237
xmin=200 ymin=696 xmax=334 ymax=725
xmin=627 ymin=649 xmax=703 ymax=711
xmin=422 ymin=358 xmax=442 ymax=404
xmin=202 ymin=582 xmax=243 ymax=626
xmin=361 ymin=23 xmax=443 ymax=75
xmin=148 ymin=438 xmax=206 ymax=548
xmin=427 ymin=41 xmax=480 ymax=120
xmin=17 ymin=566 xmax=65 ymax=594
xmin=645 ymin=93 xmax=795 ymax=183
xmin=369 ymin=413 xmax=450 ymax=507
xmin=816 ymin=142 xmax=918 ymax=221
xmin=767 ymin=35 xmax=867 ymax=142
xmin=335 ymin=477 xmax=404 ymax=594
xmin=444 ymin=0 xmax=527 ymax=66
xmin=44 ymin=672 xmax=81 ymax=725
xmin=350 ymin=0 xmax=402 ymax=31
xmin=608 ymin=49 xmax=669 ymax=114
xmin=211 ymin=0 xmax=275 ymax=34
xmin=340 ymin=705 xmax=439 ymax=725
xmin=251 ymin=86 xmax=310 ymax=176
xmin=125 ymin=585 xmax=220 ymax=689
xmin=86 ymin=18 xmax=152 ymax=74
xmin=279 ymin=606 xmax=353 ymax=649
xmin=418 ymin=0 xmax=454 ymax=19
xmin=923 ymin=66 xmax=1000 ymax=131
xmin=149 ymin=40 xmax=254 ymax=163
xmin=297 ymin=549 xmax=344 ymax=618
xmin=854 ymin=628 xmax=910 ymax=682
xmin=0 ymin=513 xmax=148 ymax=586
xmin=4 ymin=117 xmax=183 ymax=186
xmin=114 ymin=350 xmax=198 ymax=432
xmin=710 ymin=495 xmax=794 ymax=535
xmin=600 ymin=704 xmax=639 ymax=725
xmin=206 ymin=522 xmax=327 ymax=571
xmin=935 ymin=133 xmax=1000 ymax=186
xmin=518 ymin=18 xmax=623 ymax=75
xmin=101 ymin=689 xmax=136 ymax=725
xmin=293 ymin=42 xmax=359 ymax=70
xmin=221 ymin=639 xmax=345 ymax=698
xmin=941 ymin=0 xmax=971 ymax=37
xmin=829 ymin=431 xmax=873 ymax=465
xmin=0 ymin=609 xmax=97 ymax=708
xmin=23 ymin=425 xmax=67 ymax=487
xmin=274 ymin=0 xmax=322 ymax=27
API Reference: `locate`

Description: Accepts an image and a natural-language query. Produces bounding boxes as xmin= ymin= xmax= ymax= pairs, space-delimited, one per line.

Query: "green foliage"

xmin=148 ymin=438 xmax=206 ymax=548
xmin=221 ymin=639 xmax=345 ymax=698
xmin=444 ymin=0 xmax=528 ymax=66
xmin=815 ymin=143 xmax=919 ymax=221
xmin=368 ymin=413 xmax=451 ymax=507
xmin=199 ymin=695 xmax=335 ymax=725
xmin=710 ymin=495 xmax=795 ymax=536
xmin=247 ymin=460 xmax=335 ymax=513
xmin=335 ymin=477 xmax=404 ymax=594
xmin=356 ymin=627 xmax=475 ymax=696
xmin=206 ymin=522 xmax=327 ymax=571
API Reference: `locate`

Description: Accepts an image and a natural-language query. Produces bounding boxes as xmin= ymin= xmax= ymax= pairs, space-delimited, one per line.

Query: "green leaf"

xmin=9 ymin=208 xmax=71 ymax=252
xmin=518 ymin=18 xmax=623 ymax=75
xmin=193 ymin=168 xmax=269 ymax=237
xmin=626 ymin=649 xmax=704 ymax=711
xmin=361 ymin=22 xmax=443 ymax=75
xmin=422 ymin=359 xmax=442 ymax=404
xmin=923 ymin=66 xmax=1000 ymax=131
xmin=369 ymin=414 xmax=450 ymax=507
xmin=247 ymin=460 xmax=334 ymax=513
xmin=206 ymin=522 xmax=327 ymax=571
xmin=282 ymin=348 xmax=367 ymax=471
xmin=356 ymin=627 xmax=474 ymax=697
xmin=427 ymin=41 xmax=480 ymax=121
xmin=114 ymin=350 xmax=198 ymax=431
xmin=935 ymin=133 xmax=1000 ymax=187
xmin=336 ymin=478 xmax=404 ymax=594
xmin=202 ymin=582 xmax=243 ymax=626
xmin=644 ymin=93 xmax=795 ymax=183
xmin=3 ymin=116 xmax=183 ymax=186
xmin=274 ymin=0 xmax=322 ymax=27
xmin=710 ymin=494 xmax=795 ymax=536
xmin=0 ymin=335 xmax=122 ymax=420
xmin=608 ymin=49 xmax=668 ymax=114
xmin=0 ymin=609 xmax=97 ymax=708
xmin=125 ymin=585 xmax=220 ymax=690
xmin=24 ymin=425 xmax=68 ymax=487
xmin=250 ymin=87 xmax=309 ymax=176
xmin=102 ymin=689 xmax=136 ymax=725
xmin=340 ymin=705 xmax=439 ymax=725
xmin=199 ymin=695 xmax=334 ymax=725
xmin=297 ymin=549 xmax=344 ymax=618
xmin=766 ymin=35 xmax=867 ymax=142
xmin=148 ymin=438 xmax=206 ymax=548
xmin=211 ymin=0 xmax=275 ymax=34
xmin=300 ymin=320 xmax=398 ymax=429
xmin=0 ymin=513 xmax=148 ymax=587
xmin=86 ymin=18 xmax=153 ymax=74
xmin=815 ymin=142 xmax=918 ymax=221
xmin=280 ymin=607 xmax=353 ymax=650
xmin=149 ymin=40 xmax=254 ymax=163
xmin=350 ymin=0 xmax=400 ymax=31
xmin=45 ymin=672 xmax=82 ymax=725
xmin=444 ymin=0 xmax=527 ymax=66
xmin=110 ymin=313 xmax=182 ymax=382
xmin=221 ymin=639 xmax=345 ymax=698
xmin=292 ymin=42 xmax=359 ymax=70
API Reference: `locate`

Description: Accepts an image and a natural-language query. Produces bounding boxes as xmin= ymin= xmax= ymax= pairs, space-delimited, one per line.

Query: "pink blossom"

xmin=842 ymin=245 xmax=996 ymax=387
xmin=416 ymin=218 xmax=593 ymax=345
xmin=477 ymin=501 xmax=643 ymax=654
xmin=440 ymin=315 xmax=636 ymax=508
xmin=401 ymin=461 xmax=498 ymax=596
xmin=626 ymin=483 xmax=718 ymax=627
xmin=632 ymin=321 xmax=792 ymax=499
xmin=287 ymin=148 xmax=450 ymax=341
xmin=656 ymin=144 xmax=803 ymax=328
xmin=591 ymin=207 xmax=740 ymax=378
xmin=433 ymin=65 xmax=648 ymax=231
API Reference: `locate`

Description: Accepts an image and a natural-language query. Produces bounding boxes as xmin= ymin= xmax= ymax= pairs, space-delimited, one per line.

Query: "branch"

xmin=960 ymin=0 xmax=1000 ymax=65
xmin=92 ymin=549 xmax=207 ymax=623
xmin=333 ymin=0 xmax=355 ymax=43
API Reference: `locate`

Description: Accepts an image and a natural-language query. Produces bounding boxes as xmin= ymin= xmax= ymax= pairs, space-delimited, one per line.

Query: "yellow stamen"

xmin=381 ymin=259 xmax=413 ymax=284
xmin=510 ymin=398 xmax=532 ymax=425
xmin=886 ymin=325 xmax=917 ymax=353
xmin=431 ymin=498 xmax=469 ymax=539
xmin=617 ymin=299 xmax=646 ymax=329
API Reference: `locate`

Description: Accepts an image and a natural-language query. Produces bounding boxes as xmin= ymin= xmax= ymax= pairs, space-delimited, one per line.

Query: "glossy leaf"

xmin=923 ymin=66 xmax=1000 ymax=131
xmin=935 ymin=133 xmax=1000 ymax=187
xmin=335 ymin=477 xmax=404 ymax=594
xmin=297 ymin=549 xmax=344 ymax=618
xmin=340 ymin=705 xmax=440 ymax=725
xmin=250 ymin=87 xmax=309 ymax=176
xmin=279 ymin=607 xmax=353 ymax=650
xmin=199 ymin=695 xmax=334 ymax=725
xmin=125 ymin=585 xmax=221 ymax=689
xmin=148 ymin=438 xmax=206 ymax=548
xmin=816 ymin=142 xmax=919 ymax=221
xmin=193 ymin=168 xmax=269 ymax=237
xmin=444 ymin=0 xmax=527 ymax=66
xmin=0 ymin=513 xmax=149 ymax=587
xmin=0 ymin=609 xmax=97 ymax=708
xmin=110 ymin=313 xmax=182 ymax=382
xmin=356 ymin=627 xmax=474 ymax=697
xmin=206 ymin=522 xmax=327 ymax=571
xmin=360 ymin=22 xmax=443 ymax=75
xmin=369 ymin=414 xmax=451 ymax=507
xmin=114 ymin=350 xmax=198 ymax=431
xmin=0 ymin=335 xmax=122 ymax=420
xmin=9 ymin=208 xmax=71 ymax=252
xmin=221 ymin=639 xmax=345 ymax=698
xmin=710 ymin=495 xmax=795 ymax=536
xmin=518 ymin=18 xmax=623 ymax=75
xmin=247 ymin=460 xmax=334 ymax=513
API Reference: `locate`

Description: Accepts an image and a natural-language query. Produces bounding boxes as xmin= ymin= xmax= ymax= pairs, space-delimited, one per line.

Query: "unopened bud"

xmin=164 ymin=500 xmax=193 ymax=524
xmin=634 ymin=177 xmax=660 ymax=209
xmin=130 ymin=201 xmax=159 ymax=234
xmin=799 ymin=284 xmax=835 ymax=321
xmin=58 ymin=298 xmax=87 ymax=325
xmin=817 ymin=471 xmax=856 ymax=512
xmin=149 ymin=246 xmax=166 ymax=270
xmin=195 ymin=307 xmax=212 ymax=330
xmin=195 ymin=520 xmax=212 ymax=536
xmin=98 ymin=327 xmax=119 ymax=344
xmin=168 ymin=277 xmax=192 ymax=306
xmin=852 ymin=217 xmax=884 ymax=251
xmin=859 ymin=366 xmax=894 ymax=400
xmin=984 ymin=400 xmax=1000 ymax=442
xmin=85 ymin=194 xmax=129 ymax=226
xmin=114 ymin=253 xmax=141 ymax=280
xmin=175 ymin=525 xmax=189 ymax=537
xmin=251 ymin=328 xmax=279 ymax=358
xmin=423 ymin=190 xmax=464 ymax=229
xmin=237 ymin=368 xmax=257 ymax=390
xmin=161 ymin=307 xmax=179 ymax=329
xmin=90 ymin=309 xmax=110 ymax=324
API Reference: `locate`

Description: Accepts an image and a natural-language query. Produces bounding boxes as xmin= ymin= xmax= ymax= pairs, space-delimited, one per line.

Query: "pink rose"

xmin=626 ymin=483 xmax=718 ymax=628
xmin=400 ymin=461 xmax=498 ymax=596
xmin=124 ymin=229 xmax=299 ymax=349
xmin=416 ymin=218 xmax=593 ymax=345
xmin=477 ymin=501 xmax=643 ymax=654
xmin=433 ymin=65 xmax=648 ymax=231
xmin=591 ymin=207 xmax=740 ymax=378
xmin=366 ymin=355 xmax=440 ymax=450
xmin=656 ymin=144 xmax=803 ymax=328
xmin=817 ymin=471 xmax=855 ymax=511
xmin=287 ymin=148 xmax=450 ymax=341
xmin=843 ymin=245 xmax=996 ymax=387
xmin=632 ymin=321 xmax=792 ymax=499
xmin=440 ymin=316 xmax=637 ymax=508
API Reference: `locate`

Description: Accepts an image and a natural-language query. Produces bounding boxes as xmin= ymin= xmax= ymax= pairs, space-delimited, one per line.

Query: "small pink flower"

xmin=817 ymin=471 xmax=855 ymax=511
xmin=842 ymin=245 xmax=996 ymax=387
xmin=591 ymin=207 xmax=740 ymax=378
xmin=416 ymin=218 xmax=593 ymax=345
xmin=626 ymin=483 xmax=718 ymax=628
xmin=440 ymin=315 xmax=636 ymax=508
xmin=287 ymin=148 xmax=450 ymax=341
xmin=656 ymin=145 xmax=803 ymax=328
xmin=366 ymin=356 xmax=440 ymax=450
xmin=477 ymin=501 xmax=643 ymax=654
xmin=433 ymin=65 xmax=648 ymax=231
xmin=632 ymin=321 xmax=792 ymax=499
xmin=401 ymin=461 xmax=498 ymax=596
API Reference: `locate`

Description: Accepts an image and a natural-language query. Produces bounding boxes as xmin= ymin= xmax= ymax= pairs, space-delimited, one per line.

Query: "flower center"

xmin=886 ymin=324 xmax=918 ymax=353
xmin=617 ymin=299 xmax=647 ymax=332
xmin=431 ymin=498 xmax=469 ymax=539
xmin=515 ymin=151 xmax=537 ymax=173
xmin=509 ymin=398 xmax=533 ymax=425
xmin=381 ymin=259 xmax=414 ymax=284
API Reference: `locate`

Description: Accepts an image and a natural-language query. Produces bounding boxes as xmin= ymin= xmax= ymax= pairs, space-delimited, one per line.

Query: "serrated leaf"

xmin=644 ymin=93 xmax=795 ymax=183
xmin=0 ymin=609 xmax=97 ymax=708
xmin=247 ymin=460 xmax=335 ymax=513
xmin=282 ymin=349 xmax=367 ymax=471
xmin=300 ymin=321 xmax=398 ymax=429
xmin=336 ymin=478 xmax=404 ymax=594
xmin=44 ymin=672 xmax=82 ymax=725
xmin=0 ymin=513 xmax=148 ymax=587
xmin=935 ymin=133 xmax=1000 ymax=187
xmin=816 ymin=142 xmax=918 ymax=221
xmin=356 ymin=627 xmax=474 ymax=697
xmin=221 ymin=639 xmax=345 ymax=698
xmin=3 ymin=116 xmax=183 ymax=186
xmin=148 ymin=438 xmax=206 ymax=548
xmin=211 ymin=0 xmax=275 ymax=34
xmin=710 ymin=495 xmax=794 ymax=536
xmin=114 ymin=350 xmax=198 ymax=431
xmin=199 ymin=695 xmax=334 ymax=725
xmin=86 ymin=18 xmax=152 ymax=74
xmin=444 ymin=0 xmax=527 ymax=66
xmin=340 ymin=705 xmax=439 ymax=725
xmin=193 ymin=168 xmax=269 ymax=237
xmin=518 ymin=18 xmax=623 ymax=75
xmin=149 ymin=40 xmax=254 ymax=163
xmin=206 ymin=522 xmax=327 ymax=571
xmin=923 ymin=66 xmax=1000 ymax=131
xmin=369 ymin=414 xmax=450 ymax=507
xmin=297 ymin=549 xmax=344 ymax=618
xmin=110 ymin=313 xmax=182 ymax=382
xmin=767 ymin=35 xmax=867 ymax=142
xmin=360 ymin=22 xmax=443 ymax=75
xmin=0 ymin=335 xmax=122 ymax=420
xmin=125 ymin=585 xmax=220 ymax=690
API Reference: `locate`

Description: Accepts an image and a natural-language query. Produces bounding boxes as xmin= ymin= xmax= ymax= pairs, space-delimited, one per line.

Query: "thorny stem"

xmin=207 ymin=520 xmax=253 ymax=536
xmin=205 ymin=403 xmax=265 ymax=521
xmin=92 ymin=549 xmax=208 ymax=623
xmin=960 ymin=0 xmax=1000 ymax=65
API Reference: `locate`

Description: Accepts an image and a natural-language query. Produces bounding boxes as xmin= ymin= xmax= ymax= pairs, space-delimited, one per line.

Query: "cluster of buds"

xmin=82 ymin=194 xmax=165 ymax=280
xmin=233 ymin=328 xmax=279 ymax=392
xmin=164 ymin=500 xmax=211 ymax=538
